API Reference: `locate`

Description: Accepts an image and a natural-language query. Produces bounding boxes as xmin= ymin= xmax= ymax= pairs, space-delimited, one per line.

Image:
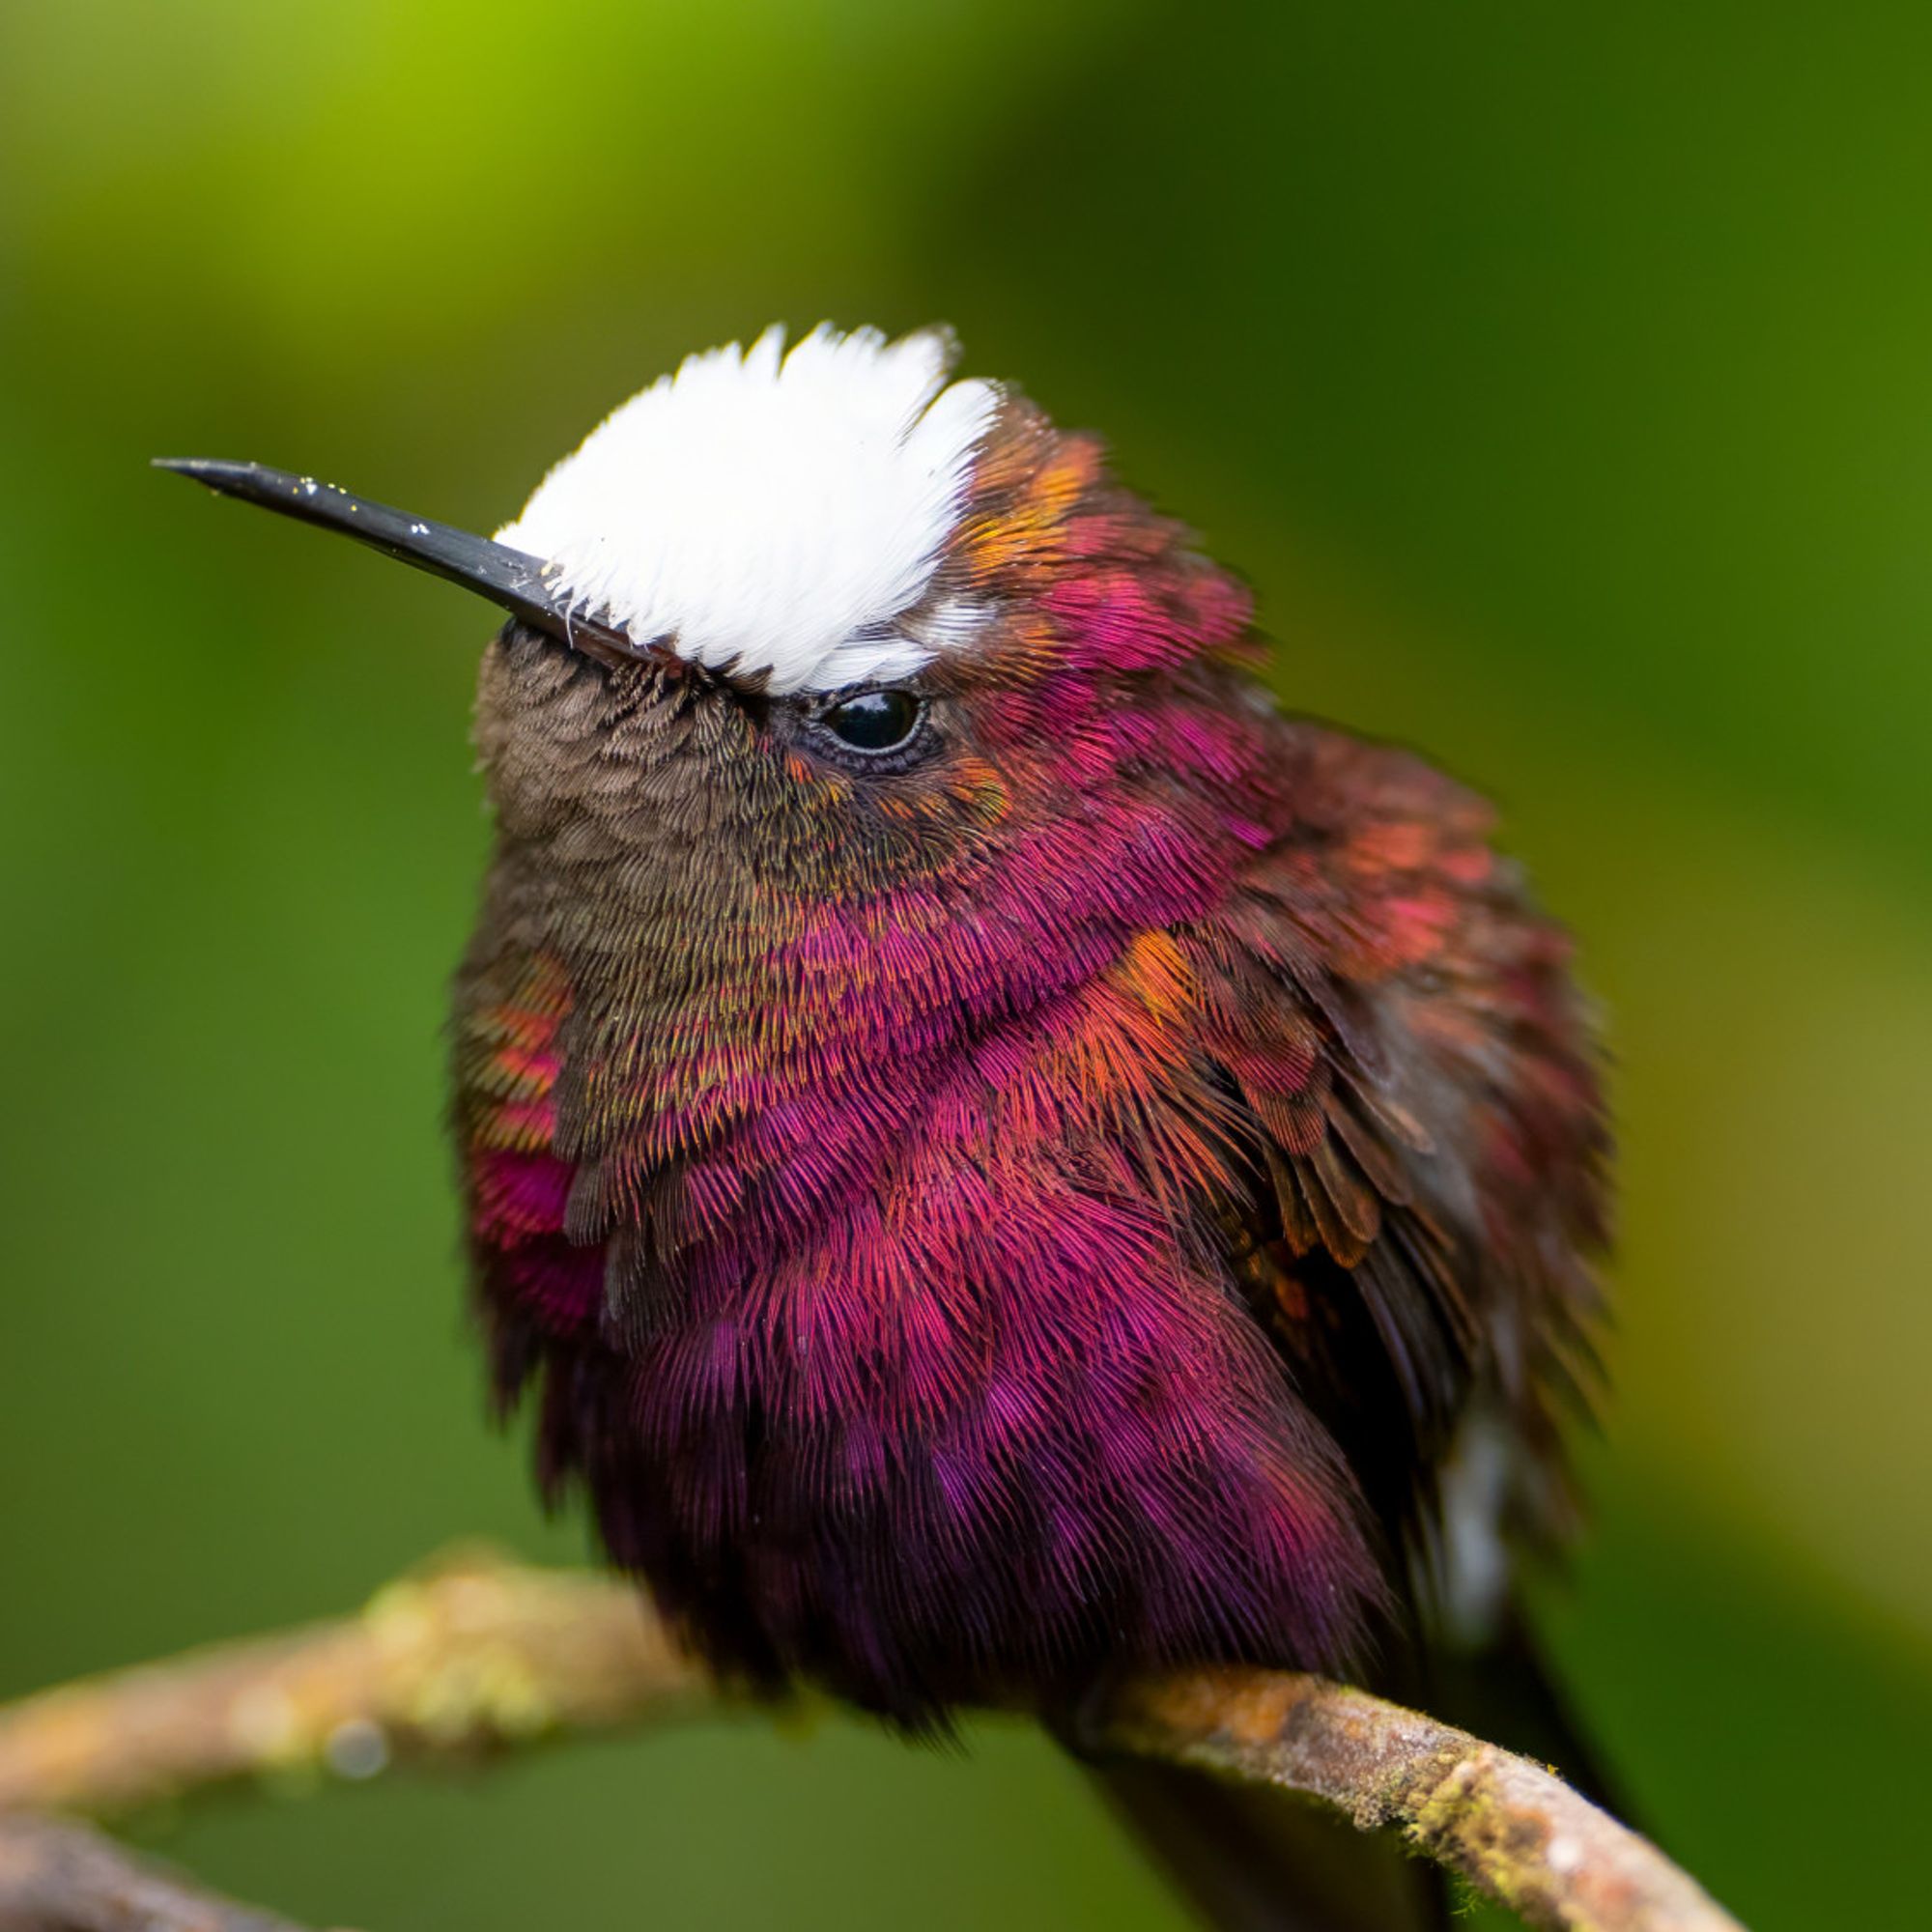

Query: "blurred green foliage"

xmin=2 ymin=4 xmax=1928 ymax=1927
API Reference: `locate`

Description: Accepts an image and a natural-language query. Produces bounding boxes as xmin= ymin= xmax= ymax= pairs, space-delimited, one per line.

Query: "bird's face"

xmin=469 ymin=326 xmax=1266 ymax=952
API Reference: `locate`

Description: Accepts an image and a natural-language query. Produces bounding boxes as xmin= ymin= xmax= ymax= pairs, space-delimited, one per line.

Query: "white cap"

xmin=497 ymin=325 xmax=1000 ymax=694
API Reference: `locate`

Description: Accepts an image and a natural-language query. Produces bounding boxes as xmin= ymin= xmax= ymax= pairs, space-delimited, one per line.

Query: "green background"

xmin=3 ymin=4 xmax=1928 ymax=1926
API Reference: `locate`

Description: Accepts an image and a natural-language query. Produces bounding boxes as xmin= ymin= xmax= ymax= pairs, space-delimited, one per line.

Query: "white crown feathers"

xmin=497 ymin=325 xmax=1000 ymax=695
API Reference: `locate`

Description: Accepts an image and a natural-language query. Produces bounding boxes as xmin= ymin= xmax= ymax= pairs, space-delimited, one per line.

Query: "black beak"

xmin=153 ymin=458 xmax=648 ymax=668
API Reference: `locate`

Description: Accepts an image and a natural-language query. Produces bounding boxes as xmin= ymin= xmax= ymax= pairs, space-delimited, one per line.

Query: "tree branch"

xmin=0 ymin=1548 xmax=705 ymax=1817
xmin=0 ymin=1813 xmax=318 ymax=1932
xmin=0 ymin=1547 xmax=1745 ymax=1932
xmin=1104 ymin=1669 xmax=1742 ymax=1932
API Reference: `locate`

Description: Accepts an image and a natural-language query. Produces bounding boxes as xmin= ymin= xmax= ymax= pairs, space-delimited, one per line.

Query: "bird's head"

xmin=162 ymin=326 xmax=1270 ymax=930
xmin=456 ymin=324 xmax=1272 ymax=945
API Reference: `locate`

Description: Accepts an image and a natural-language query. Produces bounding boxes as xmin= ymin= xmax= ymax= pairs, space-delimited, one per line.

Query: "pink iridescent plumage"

xmin=453 ymin=394 xmax=1607 ymax=1732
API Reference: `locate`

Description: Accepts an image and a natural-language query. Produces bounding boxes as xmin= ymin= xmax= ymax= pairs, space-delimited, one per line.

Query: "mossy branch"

xmin=0 ymin=1546 xmax=1743 ymax=1932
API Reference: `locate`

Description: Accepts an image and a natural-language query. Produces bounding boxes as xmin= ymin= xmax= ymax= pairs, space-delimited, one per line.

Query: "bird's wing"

xmin=1179 ymin=724 xmax=1608 ymax=1589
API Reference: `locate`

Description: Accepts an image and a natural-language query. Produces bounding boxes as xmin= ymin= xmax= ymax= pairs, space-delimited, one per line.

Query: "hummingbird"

xmin=158 ymin=323 xmax=1610 ymax=1931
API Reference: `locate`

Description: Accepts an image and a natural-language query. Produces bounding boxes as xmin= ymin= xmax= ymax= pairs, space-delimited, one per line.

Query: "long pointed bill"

xmin=153 ymin=458 xmax=648 ymax=668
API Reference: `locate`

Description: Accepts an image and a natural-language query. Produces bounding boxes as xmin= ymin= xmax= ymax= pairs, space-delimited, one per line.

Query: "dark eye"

xmin=817 ymin=688 xmax=924 ymax=754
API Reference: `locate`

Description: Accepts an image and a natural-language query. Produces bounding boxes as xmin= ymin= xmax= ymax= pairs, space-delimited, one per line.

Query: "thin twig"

xmin=0 ymin=1547 xmax=1745 ymax=1932
xmin=0 ymin=1813 xmax=319 ymax=1932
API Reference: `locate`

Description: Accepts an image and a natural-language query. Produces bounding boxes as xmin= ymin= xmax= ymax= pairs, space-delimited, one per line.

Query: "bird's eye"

xmin=816 ymin=688 xmax=924 ymax=755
